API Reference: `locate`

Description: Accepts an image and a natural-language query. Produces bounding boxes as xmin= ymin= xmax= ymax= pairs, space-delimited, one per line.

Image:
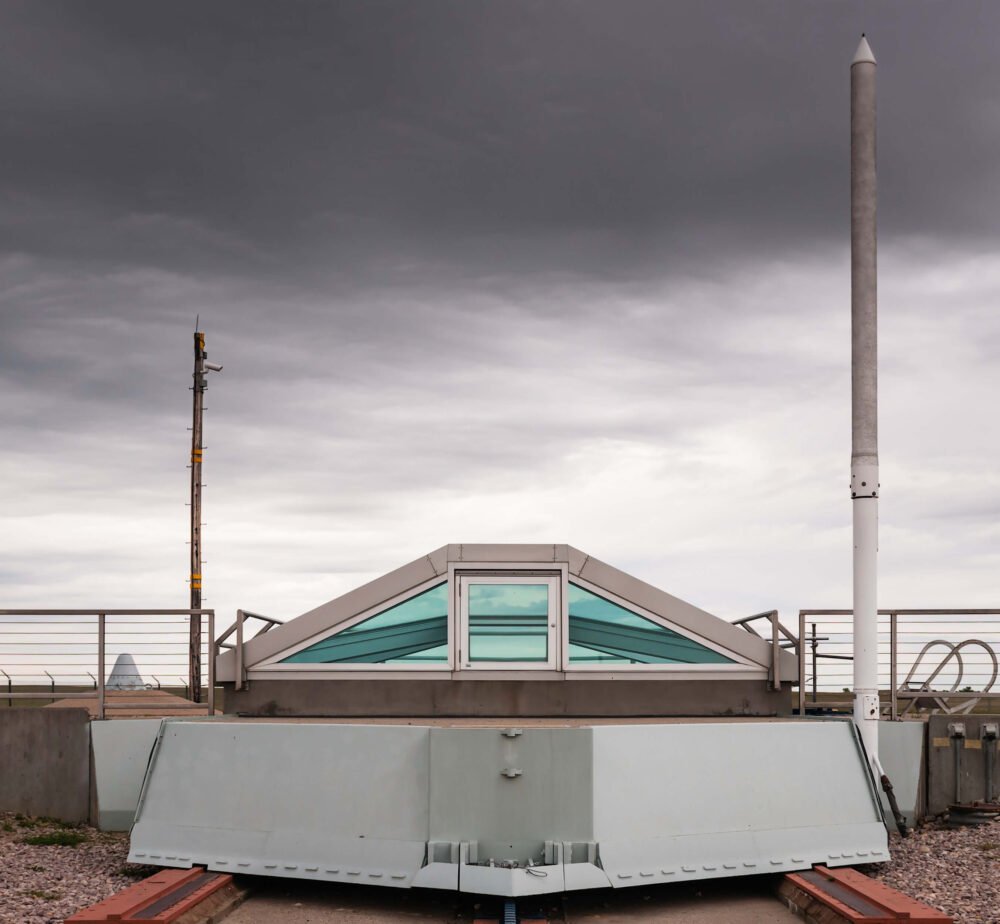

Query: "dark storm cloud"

xmin=2 ymin=1 xmax=1000 ymax=288
xmin=2 ymin=1 xmax=999 ymax=634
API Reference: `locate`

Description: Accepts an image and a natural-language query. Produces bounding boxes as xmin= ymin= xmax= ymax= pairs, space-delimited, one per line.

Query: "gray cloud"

xmin=1 ymin=2 xmax=999 ymax=678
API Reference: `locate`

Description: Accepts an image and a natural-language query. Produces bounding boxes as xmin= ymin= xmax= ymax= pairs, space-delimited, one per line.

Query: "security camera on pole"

xmin=190 ymin=328 xmax=222 ymax=704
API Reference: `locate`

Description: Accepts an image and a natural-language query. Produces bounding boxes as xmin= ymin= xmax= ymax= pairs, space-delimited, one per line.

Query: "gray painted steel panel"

xmin=591 ymin=721 xmax=887 ymax=885
xmin=91 ymin=718 xmax=162 ymax=830
xmin=877 ymin=720 xmax=925 ymax=827
xmin=130 ymin=722 xmax=430 ymax=887
xmin=429 ymin=728 xmax=593 ymax=847
xmin=129 ymin=718 xmax=886 ymax=897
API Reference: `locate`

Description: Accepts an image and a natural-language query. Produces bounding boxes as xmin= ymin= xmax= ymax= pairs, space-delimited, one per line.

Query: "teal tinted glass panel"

xmin=468 ymin=583 xmax=548 ymax=662
xmin=282 ymin=583 xmax=448 ymax=664
xmin=568 ymin=584 xmax=734 ymax=664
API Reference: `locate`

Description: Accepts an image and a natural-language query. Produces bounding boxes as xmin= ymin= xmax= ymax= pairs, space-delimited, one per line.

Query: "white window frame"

xmin=254 ymin=575 xmax=454 ymax=672
xmin=456 ymin=573 xmax=561 ymax=671
xmin=561 ymin=576 xmax=754 ymax=672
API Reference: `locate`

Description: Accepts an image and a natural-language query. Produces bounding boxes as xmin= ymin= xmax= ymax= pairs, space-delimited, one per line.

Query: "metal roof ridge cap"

xmin=576 ymin=552 xmax=780 ymax=668
xmin=233 ymin=549 xmax=447 ymax=668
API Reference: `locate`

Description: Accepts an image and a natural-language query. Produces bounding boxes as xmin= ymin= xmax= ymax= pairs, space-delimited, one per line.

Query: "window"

xmin=281 ymin=582 xmax=448 ymax=664
xmin=567 ymin=583 xmax=734 ymax=665
xmin=459 ymin=575 xmax=560 ymax=669
xmin=271 ymin=573 xmax=740 ymax=673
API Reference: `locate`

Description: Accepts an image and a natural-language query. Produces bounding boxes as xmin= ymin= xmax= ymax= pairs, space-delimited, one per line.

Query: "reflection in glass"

xmin=568 ymin=584 xmax=734 ymax=664
xmin=282 ymin=583 xmax=448 ymax=664
xmin=468 ymin=583 xmax=548 ymax=662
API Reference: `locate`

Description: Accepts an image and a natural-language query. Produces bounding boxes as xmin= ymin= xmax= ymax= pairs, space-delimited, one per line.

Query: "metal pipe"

xmin=890 ymin=612 xmax=898 ymax=720
xmin=953 ymin=737 xmax=962 ymax=804
xmin=851 ymin=34 xmax=880 ymax=762
xmin=771 ymin=611 xmax=781 ymax=691
xmin=207 ymin=610 xmax=215 ymax=715
xmin=811 ymin=623 xmax=818 ymax=704
xmin=236 ymin=609 xmax=245 ymax=692
xmin=97 ymin=613 xmax=106 ymax=721
xmin=2 ymin=669 xmax=10 ymax=708
xmin=798 ymin=610 xmax=806 ymax=716
xmin=987 ymin=739 xmax=995 ymax=803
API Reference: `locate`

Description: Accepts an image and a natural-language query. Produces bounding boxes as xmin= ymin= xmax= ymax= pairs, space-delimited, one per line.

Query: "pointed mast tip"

xmin=852 ymin=35 xmax=876 ymax=66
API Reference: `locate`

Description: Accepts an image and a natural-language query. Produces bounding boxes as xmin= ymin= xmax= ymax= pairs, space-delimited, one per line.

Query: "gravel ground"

xmin=871 ymin=818 xmax=1000 ymax=924
xmin=0 ymin=812 xmax=154 ymax=924
xmin=4 ymin=810 xmax=999 ymax=924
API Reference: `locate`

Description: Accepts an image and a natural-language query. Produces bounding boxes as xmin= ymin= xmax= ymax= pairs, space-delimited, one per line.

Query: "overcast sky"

xmin=2 ymin=1 xmax=999 ymax=660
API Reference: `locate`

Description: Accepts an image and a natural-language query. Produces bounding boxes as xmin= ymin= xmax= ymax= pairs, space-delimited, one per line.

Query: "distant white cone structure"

xmin=107 ymin=652 xmax=146 ymax=690
xmin=851 ymin=34 xmax=880 ymax=763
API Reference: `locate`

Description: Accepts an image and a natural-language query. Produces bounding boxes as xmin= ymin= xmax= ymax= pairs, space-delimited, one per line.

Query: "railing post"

xmin=890 ymin=611 xmax=898 ymax=721
xmin=235 ymin=609 xmax=244 ymax=692
xmin=798 ymin=610 xmax=806 ymax=716
xmin=97 ymin=613 xmax=106 ymax=720
xmin=771 ymin=610 xmax=781 ymax=691
xmin=811 ymin=623 xmax=818 ymax=704
xmin=207 ymin=610 xmax=215 ymax=716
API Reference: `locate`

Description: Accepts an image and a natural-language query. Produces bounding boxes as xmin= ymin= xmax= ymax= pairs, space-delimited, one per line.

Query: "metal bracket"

xmin=500 ymin=768 xmax=522 ymax=779
xmin=501 ymin=728 xmax=522 ymax=738
xmin=948 ymin=722 xmax=967 ymax=738
xmin=860 ymin=693 xmax=879 ymax=720
xmin=850 ymin=463 xmax=879 ymax=499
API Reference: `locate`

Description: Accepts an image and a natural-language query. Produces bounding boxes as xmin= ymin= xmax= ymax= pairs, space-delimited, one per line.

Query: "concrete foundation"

xmin=223 ymin=678 xmax=790 ymax=718
xmin=0 ymin=708 xmax=91 ymax=823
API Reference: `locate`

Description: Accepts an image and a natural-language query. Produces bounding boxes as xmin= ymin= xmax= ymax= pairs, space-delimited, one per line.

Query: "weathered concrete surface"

xmin=224 ymin=678 xmax=790 ymax=718
xmin=225 ymin=877 xmax=799 ymax=922
xmin=0 ymin=708 xmax=90 ymax=822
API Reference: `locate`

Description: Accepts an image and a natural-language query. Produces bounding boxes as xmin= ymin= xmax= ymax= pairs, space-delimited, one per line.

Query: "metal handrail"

xmin=733 ymin=610 xmax=800 ymax=690
xmin=798 ymin=608 xmax=1000 ymax=719
xmin=0 ymin=608 xmax=215 ymax=719
xmin=214 ymin=610 xmax=284 ymax=692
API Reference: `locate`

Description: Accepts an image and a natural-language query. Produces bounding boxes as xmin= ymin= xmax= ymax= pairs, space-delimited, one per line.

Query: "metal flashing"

xmin=222 ymin=544 xmax=794 ymax=680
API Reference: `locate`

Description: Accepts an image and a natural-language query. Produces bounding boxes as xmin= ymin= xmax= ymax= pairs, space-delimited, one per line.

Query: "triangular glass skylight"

xmin=568 ymin=584 xmax=734 ymax=664
xmin=281 ymin=582 xmax=448 ymax=664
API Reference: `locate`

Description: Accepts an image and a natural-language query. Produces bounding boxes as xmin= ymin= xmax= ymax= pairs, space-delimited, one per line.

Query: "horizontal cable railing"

xmin=0 ymin=609 xmax=214 ymax=719
xmin=797 ymin=609 xmax=1000 ymax=719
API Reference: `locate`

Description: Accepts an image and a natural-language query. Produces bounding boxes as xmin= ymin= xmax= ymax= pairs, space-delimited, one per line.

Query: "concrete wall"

xmin=0 ymin=709 xmax=91 ymax=823
xmin=927 ymin=714 xmax=1000 ymax=815
xmin=223 ymin=678 xmax=790 ymax=718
